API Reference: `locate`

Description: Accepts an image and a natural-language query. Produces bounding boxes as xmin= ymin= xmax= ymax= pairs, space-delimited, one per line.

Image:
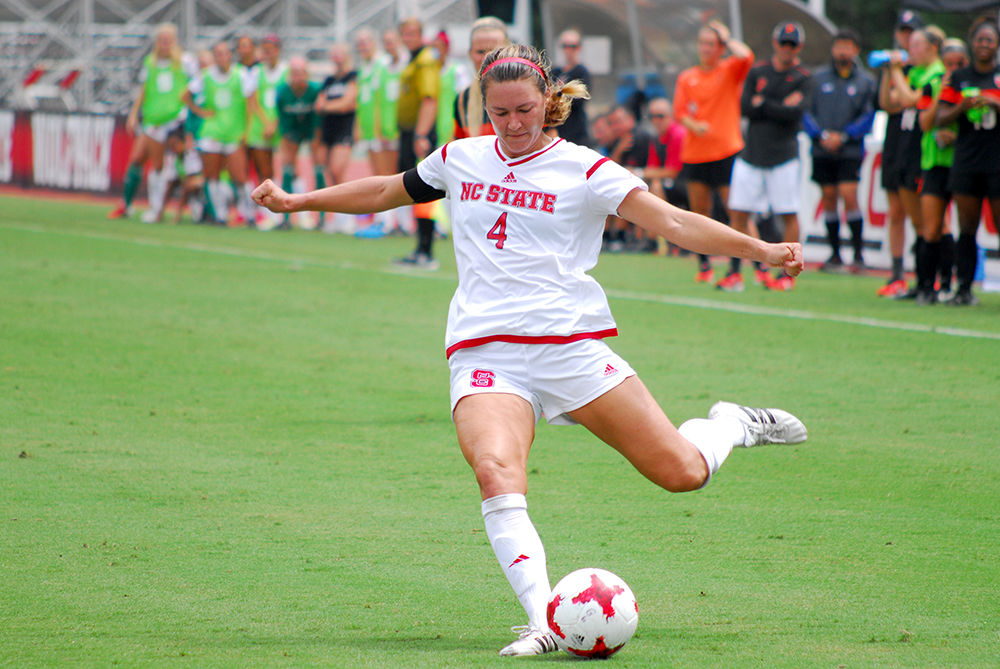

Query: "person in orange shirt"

xmin=673 ymin=20 xmax=753 ymax=282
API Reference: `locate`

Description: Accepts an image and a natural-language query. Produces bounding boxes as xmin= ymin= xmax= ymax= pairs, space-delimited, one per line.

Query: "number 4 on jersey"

xmin=487 ymin=212 xmax=508 ymax=249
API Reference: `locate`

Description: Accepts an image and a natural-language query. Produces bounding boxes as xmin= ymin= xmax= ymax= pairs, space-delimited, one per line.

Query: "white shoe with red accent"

xmin=708 ymin=401 xmax=808 ymax=446
xmin=498 ymin=625 xmax=559 ymax=657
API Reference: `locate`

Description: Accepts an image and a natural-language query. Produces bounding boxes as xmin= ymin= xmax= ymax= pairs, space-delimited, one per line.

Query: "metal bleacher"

xmin=0 ymin=0 xmax=476 ymax=114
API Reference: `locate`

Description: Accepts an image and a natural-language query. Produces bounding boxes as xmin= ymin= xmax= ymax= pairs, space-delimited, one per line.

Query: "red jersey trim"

xmin=938 ymin=87 xmax=962 ymax=105
xmin=445 ymin=328 xmax=619 ymax=358
xmin=493 ymin=137 xmax=564 ymax=166
xmin=586 ymin=157 xmax=611 ymax=180
xmin=507 ymin=138 xmax=563 ymax=166
xmin=441 ymin=141 xmax=450 ymax=163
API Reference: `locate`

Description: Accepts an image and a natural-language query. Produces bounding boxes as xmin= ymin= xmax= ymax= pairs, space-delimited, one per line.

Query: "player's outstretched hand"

xmin=764 ymin=242 xmax=804 ymax=277
xmin=252 ymin=179 xmax=292 ymax=213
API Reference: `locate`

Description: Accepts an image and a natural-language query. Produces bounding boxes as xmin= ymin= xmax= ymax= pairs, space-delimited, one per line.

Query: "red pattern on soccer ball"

xmin=546 ymin=593 xmax=565 ymax=639
xmin=567 ymin=635 xmax=625 ymax=659
xmin=572 ymin=572 xmax=624 ymax=619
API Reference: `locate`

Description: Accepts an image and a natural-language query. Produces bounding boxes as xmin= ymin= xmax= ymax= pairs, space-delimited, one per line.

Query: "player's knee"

xmin=655 ymin=470 xmax=704 ymax=493
xmin=652 ymin=459 xmax=708 ymax=493
xmin=470 ymin=454 xmax=524 ymax=497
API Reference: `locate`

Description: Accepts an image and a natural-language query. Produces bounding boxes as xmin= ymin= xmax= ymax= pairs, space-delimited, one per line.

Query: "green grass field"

xmin=2 ymin=194 xmax=998 ymax=668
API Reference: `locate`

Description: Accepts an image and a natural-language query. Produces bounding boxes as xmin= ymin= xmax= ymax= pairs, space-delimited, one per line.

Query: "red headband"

xmin=482 ymin=56 xmax=547 ymax=82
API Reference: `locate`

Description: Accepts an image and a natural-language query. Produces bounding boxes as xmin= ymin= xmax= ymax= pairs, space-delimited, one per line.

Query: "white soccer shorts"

xmin=449 ymin=339 xmax=635 ymax=426
xmin=197 ymin=137 xmax=241 ymax=156
xmin=728 ymin=156 xmax=801 ymax=216
xmin=141 ymin=117 xmax=184 ymax=144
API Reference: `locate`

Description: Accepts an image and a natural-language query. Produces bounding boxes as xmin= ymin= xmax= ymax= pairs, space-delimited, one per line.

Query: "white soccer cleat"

xmin=498 ymin=625 xmax=559 ymax=657
xmin=708 ymin=401 xmax=808 ymax=447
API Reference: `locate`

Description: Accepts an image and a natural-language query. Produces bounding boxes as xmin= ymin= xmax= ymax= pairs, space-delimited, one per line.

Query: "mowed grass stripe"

xmin=4 ymin=219 xmax=1000 ymax=341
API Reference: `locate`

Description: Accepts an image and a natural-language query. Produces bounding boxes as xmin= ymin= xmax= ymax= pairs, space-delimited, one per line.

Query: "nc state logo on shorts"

xmin=471 ymin=369 xmax=496 ymax=388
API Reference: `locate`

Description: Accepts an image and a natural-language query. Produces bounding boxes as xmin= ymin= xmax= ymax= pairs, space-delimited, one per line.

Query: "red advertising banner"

xmin=0 ymin=110 xmax=133 ymax=194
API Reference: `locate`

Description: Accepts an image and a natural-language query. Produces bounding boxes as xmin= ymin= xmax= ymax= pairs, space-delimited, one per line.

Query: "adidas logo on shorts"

xmin=603 ymin=363 xmax=618 ymax=377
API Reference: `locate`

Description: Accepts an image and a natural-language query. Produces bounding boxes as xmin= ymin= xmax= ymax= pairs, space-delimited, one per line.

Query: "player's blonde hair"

xmin=479 ymin=43 xmax=590 ymax=128
xmin=920 ymin=25 xmax=946 ymax=51
xmin=152 ymin=22 xmax=183 ymax=68
xmin=470 ymin=16 xmax=508 ymax=41
xmin=941 ymin=37 xmax=968 ymax=60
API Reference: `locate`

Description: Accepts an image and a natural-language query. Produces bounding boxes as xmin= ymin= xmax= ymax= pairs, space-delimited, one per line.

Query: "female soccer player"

xmin=183 ymin=40 xmax=255 ymax=226
xmin=253 ymin=44 xmax=808 ymax=656
xmin=884 ymin=26 xmax=945 ymax=300
xmin=316 ymin=42 xmax=358 ymax=232
xmin=935 ymin=17 xmax=1000 ymax=306
xmin=109 ymin=23 xmax=191 ymax=222
xmin=245 ymin=33 xmax=287 ymax=226
xmin=916 ymin=34 xmax=965 ymax=303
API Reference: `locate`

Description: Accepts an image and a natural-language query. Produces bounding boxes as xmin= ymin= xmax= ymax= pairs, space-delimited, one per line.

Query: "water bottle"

xmin=868 ymin=50 xmax=905 ymax=68
xmin=962 ymin=87 xmax=984 ymax=124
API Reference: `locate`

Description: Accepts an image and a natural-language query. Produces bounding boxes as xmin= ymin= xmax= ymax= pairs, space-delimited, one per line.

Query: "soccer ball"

xmin=546 ymin=568 xmax=638 ymax=658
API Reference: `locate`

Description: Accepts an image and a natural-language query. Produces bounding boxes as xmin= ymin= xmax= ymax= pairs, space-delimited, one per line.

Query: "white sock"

xmin=678 ymin=416 xmax=746 ymax=483
xmin=236 ymin=182 xmax=254 ymax=220
xmin=188 ymin=192 xmax=204 ymax=222
xmin=395 ymin=205 xmax=414 ymax=234
xmin=208 ymin=180 xmax=228 ymax=222
xmin=482 ymin=493 xmax=551 ymax=630
xmin=146 ymin=168 xmax=166 ymax=215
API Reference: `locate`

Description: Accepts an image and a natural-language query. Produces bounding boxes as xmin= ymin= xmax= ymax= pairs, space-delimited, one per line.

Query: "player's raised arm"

xmin=252 ymin=173 xmax=414 ymax=215
xmin=617 ymin=187 xmax=804 ymax=276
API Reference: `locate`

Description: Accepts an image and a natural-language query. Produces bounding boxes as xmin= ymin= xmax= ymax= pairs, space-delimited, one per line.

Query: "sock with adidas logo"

xmin=482 ymin=493 xmax=551 ymax=630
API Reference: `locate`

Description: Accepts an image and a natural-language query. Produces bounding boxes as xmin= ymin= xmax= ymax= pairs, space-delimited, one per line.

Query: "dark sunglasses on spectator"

xmin=561 ymin=43 xmax=580 ymax=49
xmin=650 ymin=113 xmax=667 ymax=119
xmin=778 ymin=40 xmax=798 ymax=47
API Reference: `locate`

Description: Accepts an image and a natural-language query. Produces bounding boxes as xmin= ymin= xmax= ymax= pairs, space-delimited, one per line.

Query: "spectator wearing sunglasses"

xmin=552 ymin=28 xmax=593 ymax=147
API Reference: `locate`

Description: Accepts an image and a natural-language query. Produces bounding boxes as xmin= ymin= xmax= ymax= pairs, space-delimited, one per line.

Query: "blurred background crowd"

xmin=2 ymin=0 xmax=999 ymax=303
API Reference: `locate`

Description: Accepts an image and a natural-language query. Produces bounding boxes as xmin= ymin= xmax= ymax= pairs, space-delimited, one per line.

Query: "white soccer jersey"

xmin=416 ymin=136 xmax=647 ymax=357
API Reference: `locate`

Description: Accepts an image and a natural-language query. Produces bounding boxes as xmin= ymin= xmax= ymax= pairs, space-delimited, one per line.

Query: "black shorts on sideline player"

xmin=920 ymin=166 xmax=952 ymax=200
xmin=680 ymin=153 xmax=737 ymax=189
xmin=947 ymin=168 xmax=1000 ymax=200
xmin=811 ymin=157 xmax=862 ymax=186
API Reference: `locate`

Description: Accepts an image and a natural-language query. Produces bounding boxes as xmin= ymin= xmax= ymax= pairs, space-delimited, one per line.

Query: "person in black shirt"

xmin=317 ymin=43 xmax=358 ymax=194
xmin=552 ymin=29 xmax=592 ymax=147
xmin=935 ymin=17 xmax=1000 ymax=306
xmin=722 ymin=21 xmax=811 ymax=292
xmin=804 ymin=27 xmax=877 ymax=274
xmin=875 ymin=10 xmax=923 ymax=296
xmin=605 ymin=104 xmax=653 ymax=251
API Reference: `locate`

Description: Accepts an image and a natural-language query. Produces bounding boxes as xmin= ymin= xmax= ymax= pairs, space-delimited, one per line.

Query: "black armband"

xmin=403 ymin=167 xmax=446 ymax=204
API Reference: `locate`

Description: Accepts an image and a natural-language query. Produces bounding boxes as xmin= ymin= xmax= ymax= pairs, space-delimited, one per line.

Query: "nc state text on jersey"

xmin=459 ymin=181 xmax=557 ymax=214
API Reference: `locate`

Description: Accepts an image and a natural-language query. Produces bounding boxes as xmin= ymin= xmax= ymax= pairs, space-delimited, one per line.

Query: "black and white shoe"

xmin=708 ymin=402 xmax=808 ymax=447
xmin=498 ymin=625 xmax=559 ymax=657
xmin=946 ymin=290 xmax=979 ymax=306
xmin=392 ymin=251 xmax=439 ymax=270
